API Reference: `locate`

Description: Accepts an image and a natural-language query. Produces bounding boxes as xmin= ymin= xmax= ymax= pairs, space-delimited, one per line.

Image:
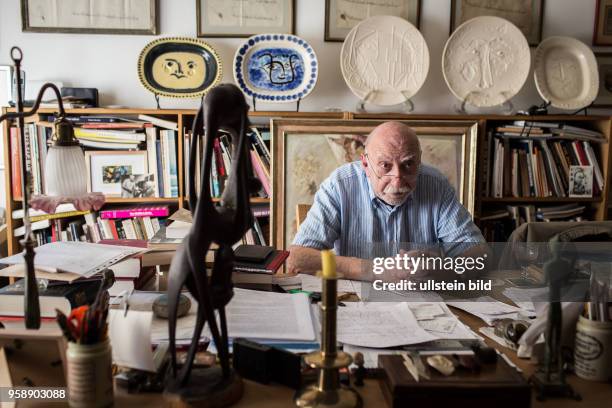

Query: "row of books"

xmin=487 ymin=127 xmax=604 ymax=198
xmin=11 ymin=205 xmax=171 ymax=247
xmin=10 ymin=114 xmax=180 ymax=199
xmin=184 ymin=127 xmax=271 ymax=198
xmin=480 ymin=203 xmax=586 ymax=241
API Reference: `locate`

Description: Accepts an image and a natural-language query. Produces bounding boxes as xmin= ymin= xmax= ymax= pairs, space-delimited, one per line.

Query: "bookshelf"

xmin=1 ymin=108 xmax=343 ymax=255
xmin=2 ymin=109 xmax=610 ymax=254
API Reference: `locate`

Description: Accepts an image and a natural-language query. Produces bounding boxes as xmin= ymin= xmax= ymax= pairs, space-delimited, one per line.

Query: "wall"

xmin=1 ymin=0 xmax=609 ymax=114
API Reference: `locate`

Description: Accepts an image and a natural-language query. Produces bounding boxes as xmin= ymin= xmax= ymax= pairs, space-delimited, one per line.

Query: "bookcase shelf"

xmin=2 ymin=109 xmax=610 ymax=254
xmin=480 ymin=197 xmax=603 ymax=203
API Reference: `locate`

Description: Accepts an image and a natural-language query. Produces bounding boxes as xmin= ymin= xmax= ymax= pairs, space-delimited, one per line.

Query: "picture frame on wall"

xmin=197 ymin=0 xmax=295 ymax=38
xmin=594 ymin=53 xmax=612 ymax=107
xmin=20 ymin=0 xmax=158 ymax=35
xmin=325 ymin=0 xmax=421 ymax=42
xmin=594 ymin=0 xmax=612 ymax=45
xmin=86 ymin=151 xmax=148 ymax=197
xmin=271 ymin=119 xmax=478 ymax=250
xmin=450 ymin=0 xmax=544 ymax=46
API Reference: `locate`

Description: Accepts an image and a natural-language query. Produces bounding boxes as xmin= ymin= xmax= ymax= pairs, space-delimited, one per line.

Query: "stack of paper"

xmin=299 ymin=273 xmax=362 ymax=297
xmin=336 ymin=302 xmax=437 ymax=347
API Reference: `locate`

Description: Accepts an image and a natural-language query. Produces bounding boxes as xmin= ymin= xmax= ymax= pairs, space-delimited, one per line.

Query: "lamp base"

xmin=164 ymin=367 xmax=243 ymax=408
xmin=295 ymin=385 xmax=362 ymax=408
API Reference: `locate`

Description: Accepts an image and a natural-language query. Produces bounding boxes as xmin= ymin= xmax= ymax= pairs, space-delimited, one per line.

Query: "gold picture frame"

xmin=271 ymin=119 xmax=479 ymax=250
xmin=450 ymin=0 xmax=544 ymax=46
xmin=21 ymin=0 xmax=158 ymax=35
xmin=196 ymin=0 xmax=295 ymax=37
xmin=324 ymin=0 xmax=421 ymax=42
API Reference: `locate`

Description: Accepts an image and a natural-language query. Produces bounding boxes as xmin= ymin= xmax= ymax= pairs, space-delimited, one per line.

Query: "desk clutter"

xmin=0 ymin=240 xmax=611 ymax=406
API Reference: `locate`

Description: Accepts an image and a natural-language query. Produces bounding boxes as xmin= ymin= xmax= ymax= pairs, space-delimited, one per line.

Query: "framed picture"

xmin=86 ymin=151 xmax=148 ymax=197
xmin=20 ymin=0 xmax=158 ymax=35
xmin=325 ymin=0 xmax=421 ymax=42
xmin=450 ymin=0 xmax=544 ymax=46
xmin=0 ymin=66 xmax=12 ymax=107
xmin=569 ymin=165 xmax=593 ymax=198
xmin=196 ymin=0 xmax=295 ymax=37
xmin=594 ymin=53 xmax=612 ymax=107
xmin=271 ymin=119 xmax=479 ymax=250
xmin=0 ymin=328 xmax=67 ymax=388
xmin=594 ymin=0 xmax=612 ymax=45
xmin=120 ymin=174 xmax=156 ymax=198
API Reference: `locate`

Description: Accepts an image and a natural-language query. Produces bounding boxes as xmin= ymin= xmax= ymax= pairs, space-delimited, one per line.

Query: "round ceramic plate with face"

xmin=534 ymin=36 xmax=599 ymax=110
xmin=442 ymin=16 xmax=530 ymax=107
xmin=233 ymin=34 xmax=318 ymax=102
xmin=138 ymin=37 xmax=222 ymax=98
xmin=340 ymin=15 xmax=429 ymax=106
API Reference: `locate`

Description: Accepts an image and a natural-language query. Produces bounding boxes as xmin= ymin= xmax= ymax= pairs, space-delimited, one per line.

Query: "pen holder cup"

xmin=574 ymin=315 xmax=612 ymax=382
xmin=67 ymin=338 xmax=114 ymax=407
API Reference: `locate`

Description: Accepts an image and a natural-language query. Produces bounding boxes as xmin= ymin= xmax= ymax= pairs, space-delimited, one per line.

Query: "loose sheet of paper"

xmin=108 ymin=310 xmax=156 ymax=372
xmin=446 ymin=296 xmax=526 ymax=325
xmin=336 ymin=302 xmax=437 ymax=348
xmin=0 ymin=242 xmax=143 ymax=277
xmin=299 ymin=273 xmax=362 ymax=297
xmin=502 ymin=287 xmax=548 ymax=313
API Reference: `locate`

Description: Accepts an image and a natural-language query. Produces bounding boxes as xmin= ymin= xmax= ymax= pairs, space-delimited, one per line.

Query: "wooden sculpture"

xmin=164 ymin=84 xmax=260 ymax=405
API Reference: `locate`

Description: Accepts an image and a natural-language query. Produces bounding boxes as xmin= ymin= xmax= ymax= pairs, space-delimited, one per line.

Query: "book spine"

xmin=10 ymin=127 xmax=23 ymax=200
xmin=99 ymin=207 xmax=169 ymax=219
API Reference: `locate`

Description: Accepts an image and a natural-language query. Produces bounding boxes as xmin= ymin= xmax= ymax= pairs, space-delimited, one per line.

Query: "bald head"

xmin=361 ymin=122 xmax=421 ymax=206
xmin=365 ymin=122 xmax=420 ymax=155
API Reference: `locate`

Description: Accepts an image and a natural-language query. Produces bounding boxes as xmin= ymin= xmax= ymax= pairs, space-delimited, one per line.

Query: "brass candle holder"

xmin=295 ymin=251 xmax=361 ymax=408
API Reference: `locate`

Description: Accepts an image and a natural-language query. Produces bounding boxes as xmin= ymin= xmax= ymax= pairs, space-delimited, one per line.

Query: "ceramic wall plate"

xmin=233 ymin=34 xmax=318 ymax=103
xmin=340 ymin=15 xmax=429 ymax=106
xmin=138 ymin=37 xmax=222 ymax=98
xmin=442 ymin=16 xmax=530 ymax=107
xmin=534 ymin=36 xmax=599 ymax=110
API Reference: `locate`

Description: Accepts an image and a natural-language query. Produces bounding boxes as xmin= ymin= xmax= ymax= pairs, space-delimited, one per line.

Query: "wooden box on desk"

xmin=378 ymin=355 xmax=531 ymax=408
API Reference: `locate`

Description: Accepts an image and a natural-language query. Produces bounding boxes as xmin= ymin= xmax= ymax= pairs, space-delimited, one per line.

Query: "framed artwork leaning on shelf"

xmin=85 ymin=151 xmax=148 ymax=197
xmin=270 ymin=119 xmax=479 ymax=250
xmin=324 ymin=0 xmax=421 ymax=42
xmin=594 ymin=53 xmax=612 ymax=107
xmin=20 ymin=0 xmax=158 ymax=35
xmin=450 ymin=0 xmax=544 ymax=46
xmin=196 ymin=0 xmax=295 ymax=37
xmin=594 ymin=0 xmax=612 ymax=45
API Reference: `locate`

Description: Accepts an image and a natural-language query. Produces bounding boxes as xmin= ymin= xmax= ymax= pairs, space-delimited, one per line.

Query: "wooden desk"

xmin=115 ymin=308 xmax=610 ymax=408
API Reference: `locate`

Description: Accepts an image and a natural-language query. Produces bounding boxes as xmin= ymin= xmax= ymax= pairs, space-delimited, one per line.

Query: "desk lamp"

xmin=0 ymin=47 xmax=89 ymax=329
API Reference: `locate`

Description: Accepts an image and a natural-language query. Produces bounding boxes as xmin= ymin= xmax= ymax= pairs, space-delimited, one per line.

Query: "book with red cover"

xmin=233 ymin=245 xmax=290 ymax=274
xmin=10 ymin=127 xmax=22 ymax=200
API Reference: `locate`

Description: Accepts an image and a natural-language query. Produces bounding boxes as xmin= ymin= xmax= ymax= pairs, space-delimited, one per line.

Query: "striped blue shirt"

xmin=292 ymin=161 xmax=485 ymax=258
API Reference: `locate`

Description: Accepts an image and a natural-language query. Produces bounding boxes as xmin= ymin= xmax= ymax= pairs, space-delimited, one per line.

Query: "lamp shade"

xmin=44 ymin=145 xmax=88 ymax=196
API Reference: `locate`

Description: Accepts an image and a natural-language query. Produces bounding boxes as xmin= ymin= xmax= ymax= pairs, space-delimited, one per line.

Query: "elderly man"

xmin=287 ymin=121 xmax=487 ymax=280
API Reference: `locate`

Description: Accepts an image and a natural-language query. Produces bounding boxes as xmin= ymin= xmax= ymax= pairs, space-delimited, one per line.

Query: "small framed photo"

xmin=450 ymin=0 xmax=544 ymax=46
xmin=21 ymin=0 xmax=158 ymax=35
xmin=196 ymin=0 xmax=295 ymax=37
xmin=594 ymin=52 xmax=612 ymax=107
xmin=86 ymin=151 xmax=148 ymax=197
xmin=120 ymin=173 xmax=156 ymax=198
xmin=569 ymin=165 xmax=593 ymax=198
xmin=325 ymin=0 xmax=421 ymax=42
xmin=594 ymin=0 xmax=612 ymax=45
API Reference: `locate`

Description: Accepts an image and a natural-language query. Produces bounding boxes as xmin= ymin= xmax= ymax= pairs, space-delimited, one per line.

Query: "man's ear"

xmin=360 ymin=153 xmax=368 ymax=170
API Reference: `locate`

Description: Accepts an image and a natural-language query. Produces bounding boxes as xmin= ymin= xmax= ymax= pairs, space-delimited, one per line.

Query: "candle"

xmin=321 ymin=250 xmax=336 ymax=279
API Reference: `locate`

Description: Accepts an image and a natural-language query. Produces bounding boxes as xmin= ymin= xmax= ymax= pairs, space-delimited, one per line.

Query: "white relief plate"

xmin=340 ymin=15 xmax=429 ymax=106
xmin=534 ymin=36 xmax=599 ymax=110
xmin=442 ymin=16 xmax=530 ymax=107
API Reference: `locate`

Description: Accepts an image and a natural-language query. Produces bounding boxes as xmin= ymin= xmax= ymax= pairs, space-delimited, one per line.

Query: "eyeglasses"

xmin=364 ymin=153 xmax=418 ymax=180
